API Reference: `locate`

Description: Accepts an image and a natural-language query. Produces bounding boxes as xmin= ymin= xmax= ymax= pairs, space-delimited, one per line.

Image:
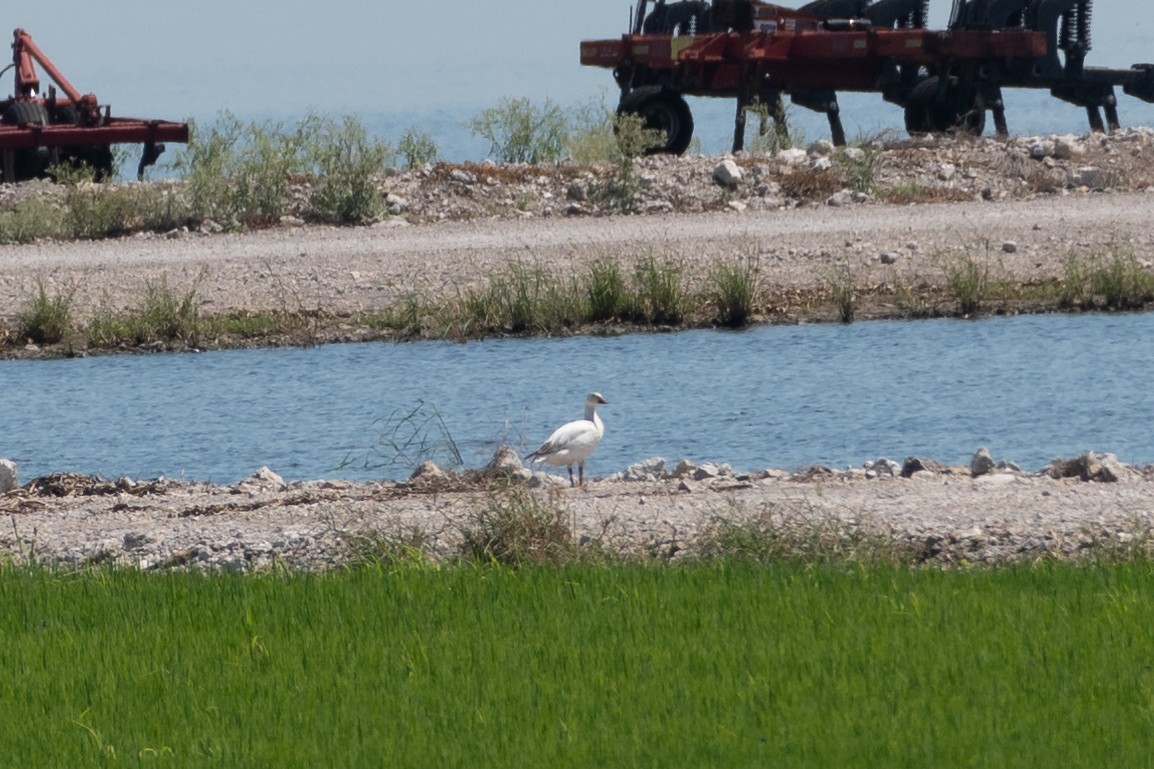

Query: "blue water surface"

xmin=3 ymin=312 xmax=1153 ymax=483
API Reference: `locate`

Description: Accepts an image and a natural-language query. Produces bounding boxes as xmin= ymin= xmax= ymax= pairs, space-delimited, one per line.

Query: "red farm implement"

xmin=0 ymin=28 xmax=189 ymax=182
xmin=580 ymin=0 xmax=1154 ymax=152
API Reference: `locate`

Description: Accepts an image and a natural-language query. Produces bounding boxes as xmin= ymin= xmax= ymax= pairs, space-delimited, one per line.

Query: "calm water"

xmin=4 ymin=313 xmax=1154 ymax=484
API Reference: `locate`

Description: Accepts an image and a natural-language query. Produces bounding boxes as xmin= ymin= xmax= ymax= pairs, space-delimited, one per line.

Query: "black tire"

xmin=55 ymin=105 xmax=115 ymax=182
xmin=903 ymin=77 xmax=986 ymax=137
xmin=617 ymin=88 xmax=695 ymax=156
xmin=1 ymin=101 xmax=53 ymax=181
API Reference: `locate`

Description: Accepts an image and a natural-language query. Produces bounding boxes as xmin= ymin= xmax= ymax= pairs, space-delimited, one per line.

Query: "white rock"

xmin=1053 ymin=136 xmax=1085 ymax=159
xmin=1028 ymin=141 xmax=1053 ymax=159
xmin=807 ymin=139 xmax=835 ymax=156
xmin=234 ymin=466 xmax=286 ymax=493
xmin=485 ymin=445 xmax=524 ymax=475
xmin=776 ymin=147 xmax=808 ymax=165
xmin=827 ymin=190 xmax=853 ymax=207
xmin=0 ymin=459 xmax=17 ymax=493
xmin=624 ymin=457 xmax=667 ymax=482
xmin=713 ymin=158 xmax=743 ymax=187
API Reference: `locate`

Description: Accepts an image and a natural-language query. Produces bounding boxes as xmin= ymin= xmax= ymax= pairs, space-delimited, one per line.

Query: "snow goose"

xmin=525 ymin=392 xmax=608 ymax=486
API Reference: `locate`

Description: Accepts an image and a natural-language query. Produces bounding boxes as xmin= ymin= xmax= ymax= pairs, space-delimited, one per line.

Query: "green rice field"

xmin=2 ymin=562 xmax=1153 ymax=767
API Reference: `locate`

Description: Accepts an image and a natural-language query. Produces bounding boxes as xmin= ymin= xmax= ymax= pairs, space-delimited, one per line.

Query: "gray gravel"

xmin=2 ymin=458 xmax=1152 ymax=571
xmin=2 ymin=191 xmax=1153 ymax=322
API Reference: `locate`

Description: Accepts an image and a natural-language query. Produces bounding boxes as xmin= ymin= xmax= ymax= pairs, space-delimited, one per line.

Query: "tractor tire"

xmin=904 ymin=77 xmax=985 ymax=137
xmin=1 ymin=101 xmax=53 ymax=181
xmin=617 ymin=88 xmax=695 ymax=156
xmin=55 ymin=105 xmax=115 ymax=181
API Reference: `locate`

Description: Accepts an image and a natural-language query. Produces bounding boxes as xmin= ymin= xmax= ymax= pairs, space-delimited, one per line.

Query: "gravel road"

xmin=2 ymin=191 xmax=1152 ymax=321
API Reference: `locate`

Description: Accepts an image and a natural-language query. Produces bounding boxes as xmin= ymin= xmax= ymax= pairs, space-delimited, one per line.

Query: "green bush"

xmin=469 ymin=97 xmax=569 ymax=164
xmin=397 ymin=128 xmax=439 ymax=169
xmin=303 ymin=115 xmax=392 ymax=223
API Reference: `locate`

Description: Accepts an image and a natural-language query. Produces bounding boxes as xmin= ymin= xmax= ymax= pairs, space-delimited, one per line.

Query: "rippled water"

xmin=4 ymin=312 xmax=1154 ymax=484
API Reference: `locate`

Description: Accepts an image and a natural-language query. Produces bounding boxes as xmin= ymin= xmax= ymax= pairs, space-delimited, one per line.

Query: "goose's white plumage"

xmin=525 ymin=392 xmax=607 ymax=486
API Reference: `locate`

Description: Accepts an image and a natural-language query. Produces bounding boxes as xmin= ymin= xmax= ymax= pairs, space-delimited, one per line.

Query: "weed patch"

xmin=19 ymin=278 xmax=74 ymax=344
xmin=458 ymin=486 xmax=574 ymax=566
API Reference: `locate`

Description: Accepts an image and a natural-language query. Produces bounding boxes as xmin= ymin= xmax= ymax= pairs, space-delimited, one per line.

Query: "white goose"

xmin=525 ymin=392 xmax=608 ymax=486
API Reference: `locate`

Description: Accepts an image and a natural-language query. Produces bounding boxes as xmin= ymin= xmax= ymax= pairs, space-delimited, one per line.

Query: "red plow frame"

xmin=581 ymin=0 xmax=1154 ymax=152
xmin=0 ymin=28 xmax=189 ymax=182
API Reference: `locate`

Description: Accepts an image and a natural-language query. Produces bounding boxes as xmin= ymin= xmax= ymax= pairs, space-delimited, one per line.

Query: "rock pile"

xmin=374 ymin=128 xmax=1154 ymax=224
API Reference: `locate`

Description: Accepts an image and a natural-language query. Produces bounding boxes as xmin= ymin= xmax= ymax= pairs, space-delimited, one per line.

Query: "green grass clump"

xmin=707 ymin=256 xmax=759 ymax=327
xmin=942 ymin=250 xmax=991 ymax=315
xmin=825 ymin=262 xmax=856 ymax=323
xmin=19 ymin=278 xmax=74 ymax=344
xmin=697 ymin=506 xmax=913 ymax=565
xmin=86 ymin=276 xmax=205 ymax=348
xmin=633 ymin=255 xmax=688 ymax=325
xmin=584 ymin=258 xmax=631 ymax=322
xmin=2 ymin=563 xmax=1154 ymax=767
xmin=460 ymin=262 xmax=586 ymax=335
xmin=1089 ymin=246 xmax=1154 ymax=309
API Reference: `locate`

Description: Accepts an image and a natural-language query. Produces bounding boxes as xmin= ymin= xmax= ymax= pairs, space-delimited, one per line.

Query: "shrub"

xmin=469 ymin=97 xmax=569 ymax=165
xmin=303 ymin=115 xmax=392 ymax=223
xmin=743 ymin=97 xmax=800 ymax=155
xmin=397 ymin=128 xmax=439 ymax=169
xmin=566 ymin=97 xmax=620 ymax=164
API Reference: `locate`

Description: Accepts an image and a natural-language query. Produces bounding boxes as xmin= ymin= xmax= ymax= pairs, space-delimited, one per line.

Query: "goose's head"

xmin=586 ymin=392 xmax=608 ymax=406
